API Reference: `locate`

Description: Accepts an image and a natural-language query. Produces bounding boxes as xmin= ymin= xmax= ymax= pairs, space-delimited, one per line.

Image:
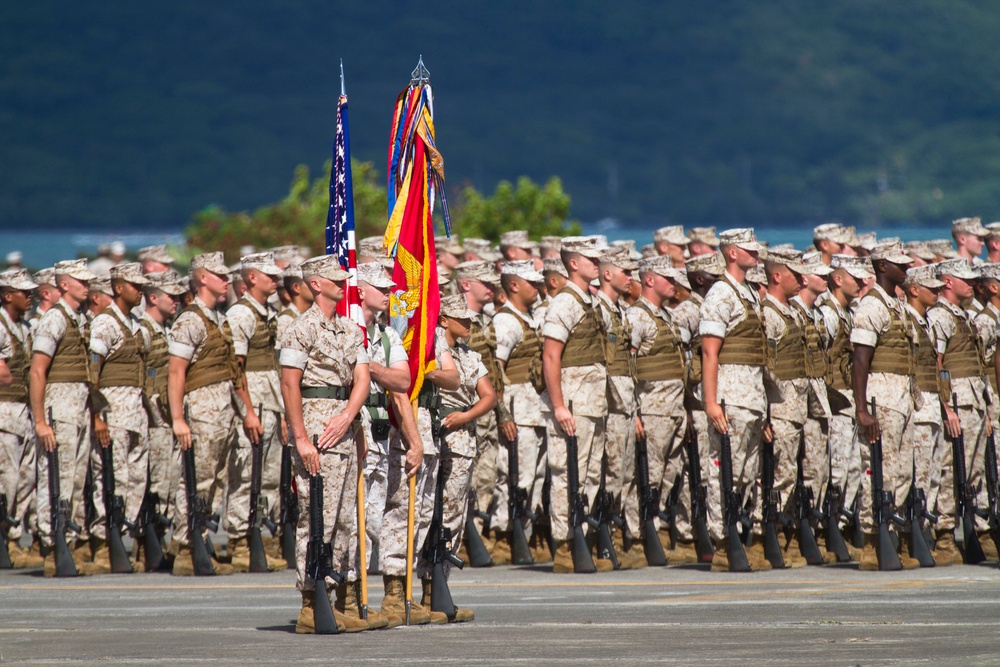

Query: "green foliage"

xmin=185 ymin=159 xmax=387 ymax=262
xmin=452 ymin=176 xmax=581 ymax=242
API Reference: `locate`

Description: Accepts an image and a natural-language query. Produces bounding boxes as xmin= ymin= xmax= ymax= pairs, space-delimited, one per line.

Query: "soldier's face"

xmin=804 ymin=273 xmax=828 ymax=295
xmin=465 ymin=279 xmax=494 ymax=306
xmin=153 ymin=291 xmax=178 ymax=318
xmin=575 ymin=254 xmax=600 ymax=281
xmin=252 ymin=270 xmax=278 ymax=297
xmin=958 ymin=233 xmax=984 ymax=256
xmin=117 ymin=280 xmax=143 ymax=309
xmin=204 ymin=270 xmax=229 ymax=299
xmin=604 ymin=265 xmax=632 ymax=295
xmin=61 ymin=276 xmax=90 ymax=303
xmin=917 ymin=284 xmax=940 ymax=308
xmin=948 ymin=275 xmax=974 ymax=300
xmin=653 ymin=273 xmax=675 ymax=300
xmin=444 ymin=315 xmax=471 ymax=340
xmin=732 ymin=247 xmax=758 ymax=271
xmin=322 ymin=278 xmax=346 ymax=303
xmin=361 ymin=282 xmax=391 ymax=313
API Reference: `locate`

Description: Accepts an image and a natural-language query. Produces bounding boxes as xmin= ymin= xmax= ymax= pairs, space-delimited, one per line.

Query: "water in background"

xmin=0 ymin=221 xmax=961 ymax=270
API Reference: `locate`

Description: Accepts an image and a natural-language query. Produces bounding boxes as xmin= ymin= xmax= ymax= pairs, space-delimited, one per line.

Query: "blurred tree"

xmin=185 ymin=159 xmax=388 ymax=262
xmin=452 ymin=176 xmax=581 ymax=242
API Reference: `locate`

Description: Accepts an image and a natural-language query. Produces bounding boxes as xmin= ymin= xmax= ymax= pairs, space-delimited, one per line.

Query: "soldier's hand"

xmin=635 ymin=416 xmax=646 ymax=441
xmin=279 ymin=418 xmax=289 ymax=445
xmin=944 ymin=405 xmax=962 ymax=440
xmin=500 ymin=419 xmax=517 ymax=443
xmin=762 ymin=422 xmax=774 ymax=443
xmin=355 ymin=429 xmax=368 ymax=462
xmin=297 ymin=439 xmax=320 ymax=475
xmin=857 ymin=408 xmax=880 ymax=443
xmin=93 ymin=415 xmax=111 ymax=448
xmin=405 ymin=441 xmax=424 ymax=478
xmin=555 ymin=405 xmax=575 ymax=436
xmin=442 ymin=412 xmax=468 ymax=431
xmin=319 ymin=413 xmax=351 ymax=450
xmin=36 ymin=421 xmax=57 ymax=452
xmin=173 ymin=419 xmax=192 ymax=450
xmin=243 ymin=411 xmax=263 ymax=446
xmin=706 ymin=401 xmax=728 ymax=435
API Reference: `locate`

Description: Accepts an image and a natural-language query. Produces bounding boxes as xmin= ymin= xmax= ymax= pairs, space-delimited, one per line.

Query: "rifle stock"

xmin=183 ymin=445 xmax=217 ymax=576
xmin=507 ymin=405 xmax=534 ymax=565
xmin=793 ymin=431 xmax=824 ymax=565
xmin=985 ymin=425 xmax=1000 ymax=567
xmin=100 ymin=440 xmax=134 ymax=573
xmin=48 ymin=409 xmax=79 ymax=577
xmin=760 ymin=436 xmax=786 ymax=569
xmin=635 ymin=432 xmax=667 ymax=566
xmin=686 ymin=430 xmax=714 ymax=563
xmin=566 ymin=401 xmax=597 ymax=573
xmin=0 ymin=494 xmax=16 ymax=569
xmin=247 ymin=404 xmax=270 ymax=573
xmin=279 ymin=432 xmax=298 ymax=569
xmin=719 ymin=401 xmax=751 ymax=572
xmin=137 ymin=486 xmax=170 ymax=571
xmin=951 ymin=393 xmax=986 ymax=563
xmin=421 ymin=414 xmax=463 ymax=619
xmin=306 ymin=453 xmax=341 ymax=635
xmin=870 ymin=398 xmax=904 ymax=570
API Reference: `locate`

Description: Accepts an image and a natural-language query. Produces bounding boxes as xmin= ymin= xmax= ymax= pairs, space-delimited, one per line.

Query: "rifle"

xmin=47 ymin=409 xmax=79 ymax=577
xmin=846 ymin=493 xmax=864 ymax=549
xmin=136 ymin=484 xmax=171 ymax=572
xmin=506 ymin=409 xmax=535 ymax=565
xmin=792 ymin=431 xmax=824 ymax=565
xmin=718 ymin=400 xmax=751 ymax=571
xmin=464 ymin=492 xmax=493 ymax=567
xmin=820 ymin=435 xmax=852 ymax=563
xmin=590 ymin=455 xmax=622 ymax=570
xmin=306 ymin=441 xmax=342 ymax=635
xmin=635 ymin=430 xmax=667 ymax=566
xmin=663 ymin=473 xmax=682 ymax=550
xmin=984 ymin=425 xmax=1000 ymax=566
xmin=100 ymin=438 xmax=134 ymax=573
xmin=686 ymin=428 xmax=714 ymax=563
xmin=183 ymin=445 xmax=219 ymax=576
xmin=279 ymin=434 xmax=298 ymax=569
xmin=248 ymin=404 xmax=276 ymax=573
xmin=870 ymin=397 xmax=905 ymax=570
xmin=566 ymin=401 xmax=597 ymax=573
xmin=419 ymin=416 xmax=464 ymax=619
xmin=950 ymin=393 xmax=986 ymax=563
xmin=760 ymin=435 xmax=787 ymax=569
xmin=0 ymin=493 xmax=16 ymax=569
xmin=903 ymin=457 xmax=937 ymax=567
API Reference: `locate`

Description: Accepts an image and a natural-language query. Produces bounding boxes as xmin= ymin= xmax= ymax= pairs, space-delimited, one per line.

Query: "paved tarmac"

xmin=2 ymin=560 xmax=1000 ymax=666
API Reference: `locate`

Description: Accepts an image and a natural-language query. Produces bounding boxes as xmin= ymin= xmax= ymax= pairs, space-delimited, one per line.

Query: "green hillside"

xmin=3 ymin=2 xmax=1000 ymax=229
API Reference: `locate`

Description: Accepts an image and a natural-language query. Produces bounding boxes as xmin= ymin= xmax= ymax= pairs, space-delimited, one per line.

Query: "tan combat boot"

xmin=779 ymin=534 xmax=807 ymax=569
xmin=295 ymin=589 xmax=346 ymax=634
xmin=858 ymin=535 xmax=880 ymax=571
xmin=421 ymin=579 xmax=474 ymax=623
xmin=16 ymin=539 xmax=45 ymax=569
xmin=491 ymin=531 xmax=512 ymax=565
xmin=744 ymin=538 xmax=772 ymax=572
xmin=978 ymin=533 xmax=999 ymax=561
xmin=896 ymin=534 xmax=921 ymax=570
xmin=379 ymin=574 xmax=431 ymax=625
xmin=623 ymin=540 xmax=649 ymax=570
xmin=551 ymin=541 xmax=574 ymax=573
xmin=337 ymin=581 xmax=391 ymax=630
xmin=228 ymin=538 xmax=251 ymax=573
xmin=932 ymin=532 xmax=964 ymax=566
xmin=814 ymin=534 xmax=840 ymax=564
xmin=171 ymin=544 xmax=233 ymax=576
xmin=87 ymin=538 xmax=114 ymax=575
xmin=666 ymin=540 xmax=699 ymax=565
xmin=331 ymin=584 xmax=370 ymax=634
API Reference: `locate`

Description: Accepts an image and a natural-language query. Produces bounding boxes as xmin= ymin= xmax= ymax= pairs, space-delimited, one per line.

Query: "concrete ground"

xmin=2 ymin=560 xmax=1000 ymax=666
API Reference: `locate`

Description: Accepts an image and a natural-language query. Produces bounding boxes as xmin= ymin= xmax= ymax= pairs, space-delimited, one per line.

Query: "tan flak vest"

xmin=47 ymin=303 xmax=92 ymax=385
xmin=865 ymin=289 xmax=914 ymax=377
xmin=932 ymin=302 xmax=985 ymax=380
xmin=140 ymin=318 xmax=169 ymax=399
xmin=468 ymin=314 xmax=504 ymax=397
xmin=557 ymin=286 xmax=605 ymax=367
xmin=238 ymin=297 xmax=279 ymax=373
xmin=0 ymin=315 xmax=28 ymax=403
xmin=977 ymin=305 xmax=1000 ymax=394
xmin=792 ymin=301 xmax=829 ymax=380
xmin=97 ymin=306 xmax=144 ymax=388
xmin=910 ymin=312 xmax=940 ymax=396
xmin=632 ymin=299 xmax=686 ymax=382
xmin=827 ymin=306 xmax=853 ymax=391
xmin=715 ymin=282 xmax=766 ymax=367
xmin=762 ymin=299 xmax=808 ymax=381
xmin=599 ymin=297 xmax=634 ymax=378
xmin=182 ymin=305 xmax=239 ymax=393
xmin=499 ymin=305 xmax=544 ymax=392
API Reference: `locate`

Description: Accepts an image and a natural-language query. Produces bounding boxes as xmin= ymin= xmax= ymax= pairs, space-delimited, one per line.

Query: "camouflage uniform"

xmin=416 ymin=341 xmax=487 ymax=580
xmin=0 ymin=307 xmax=35 ymax=544
xmin=596 ymin=290 xmax=637 ymax=525
xmin=626 ymin=296 xmax=687 ymax=540
xmin=541 ymin=281 xmax=608 ymax=542
xmin=791 ymin=295 xmax=833 ymax=507
xmin=928 ymin=296 xmax=990 ymax=532
xmin=492 ymin=305 xmax=546 ymax=535
xmin=819 ymin=296 xmax=862 ymax=509
xmin=88 ymin=301 xmax=149 ymax=539
xmin=225 ymin=295 xmax=283 ymax=536
xmin=33 ymin=299 xmax=93 ymax=548
xmin=278 ymin=303 xmax=367 ymax=590
xmin=904 ymin=303 xmax=944 ymax=516
xmin=140 ymin=311 xmax=178 ymax=528
xmin=167 ymin=296 xmax=241 ymax=549
xmin=276 ymin=302 xmax=304 ymax=344
xmin=850 ymin=284 xmax=917 ymax=533
xmin=699 ymin=273 xmax=768 ymax=541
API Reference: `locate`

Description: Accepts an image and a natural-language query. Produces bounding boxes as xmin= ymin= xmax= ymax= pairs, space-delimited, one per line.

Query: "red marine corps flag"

xmin=383 ymin=56 xmax=452 ymax=400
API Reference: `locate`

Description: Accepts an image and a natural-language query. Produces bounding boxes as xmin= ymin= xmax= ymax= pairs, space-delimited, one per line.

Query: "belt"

xmin=417 ymin=390 xmax=442 ymax=410
xmin=438 ymin=406 xmax=470 ymax=419
xmin=365 ymin=392 xmax=388 ymax=408
xmin=300 ymin=385 xmax=350 ymax=400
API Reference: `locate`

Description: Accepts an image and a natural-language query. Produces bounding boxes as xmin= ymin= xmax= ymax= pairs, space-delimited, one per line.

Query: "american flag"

xmin=326 ymin=81 xmax=366 ymax=341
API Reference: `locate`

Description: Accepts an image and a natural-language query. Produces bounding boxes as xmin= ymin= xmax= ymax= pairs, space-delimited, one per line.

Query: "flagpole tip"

xmin=410 ymin=56 xmax=430 ymax=86
xmin=340 ymin=59 xmax=346 ymax=97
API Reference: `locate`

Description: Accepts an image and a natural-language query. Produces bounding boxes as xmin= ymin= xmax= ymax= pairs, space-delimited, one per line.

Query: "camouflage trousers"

xmin=171 ymin=408 xmax=238 ymax=549
xmin=36 ymin=398 xmax=92 ymax=549
xmin=0 ymin=411 xmax=35 ymax=542
xmin=545 ymin=412 xmax=606 ymax=543
xmin=89 ymin=426 xmax=148 ymax=540
xmin=677 ymin=409 xmax=715 ymax=542
xmin=417 ymin=429 xmax=475 ymax=580
xmin=907 ymin=392 xmax=943 ymax=528
xmin=828 ymin=396 xmax=861 ymax=508
xmin=358 ymin=440 xmax=389 ymax=572
xmin=803 ymin=417 xmax=830 ymax=508
xmin=934 ymin=405 xmax=988 ymax=532
xmin=490 ymin=425 xmax=545 ymax=535
xmin=379 ymin=434 xmax=437 ymax=578
xmin=706 ymin=405 xmax=764 ymax=542
xmin=857 ymin=404 xmax=913 ymax=534
xmin=623 ymin=412 xmax=685 ymax=541
xmin=293 ymin=447 xmax=358 ymax=591
xmin=147 ymin=423 xmax=179 ymax=530
xmin=224 ymin=408 xmax=281 ymax=537
xmin=605 ymin=410 xmax=637 ymax=517
xmin=471 ymin=410 xmax=498 ymax=535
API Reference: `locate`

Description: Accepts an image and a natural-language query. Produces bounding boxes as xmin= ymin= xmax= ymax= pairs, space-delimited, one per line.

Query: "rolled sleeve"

xmin=89 ymin=339 xmax=110 ymax=358
xmin=355 ymin=348 xmax=369 ymax=366
xmin=168 ymin=341 xmax=196 ymax=360
xmin=280 ymin=348 xmax=308 ymax=370
xmin=849 ymin=329 xmax=878 ymax=348
xmin=699 ymin=321 xmax=727 ymax=339
xmin=32 ymin=335 xmax=58 ymax=357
